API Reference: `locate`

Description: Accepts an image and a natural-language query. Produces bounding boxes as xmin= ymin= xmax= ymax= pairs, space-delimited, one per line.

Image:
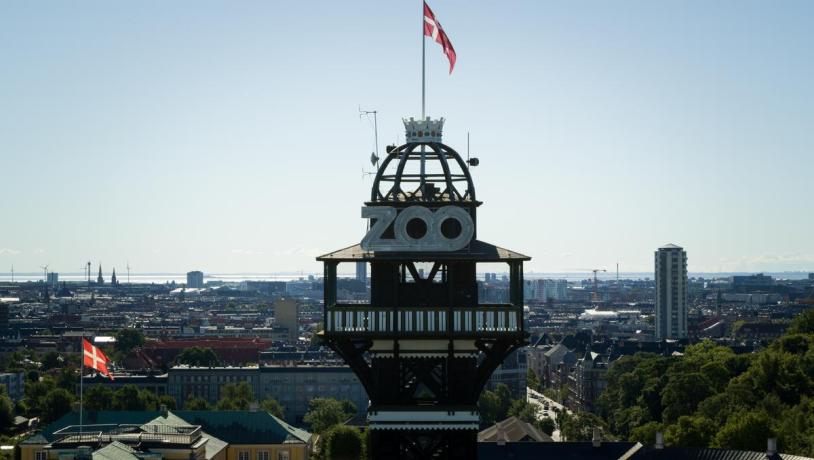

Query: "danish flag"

xmin=83 ymin=338 xmax=114 ymax=380
xmin=424 ymin=1 xmax=456 ymax=73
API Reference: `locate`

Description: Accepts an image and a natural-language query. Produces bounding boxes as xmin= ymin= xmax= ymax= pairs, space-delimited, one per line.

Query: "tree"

xmin=40 ymin=352 xmax=63 ymax=372
xmin=788 ymin=309 xmax=814 ymax=335
xmin=158 ymin=395 xmax=176 ymax=410
xmin=42 ymin=388 xmax=74 ymax=422
xmin=216 ymin=382 xmax=254 ymax=410
xmin=0 ymin=394 xmax=13 ymax=434
xmin=629 ymin=421 xmax=662 ymax=445
xmin=112 ymin=385 xmax=146 ymax=410
xmin=176 ymin=347 xmax=219 ymax=367
xmin=664 ymin=415 xmax=716 ymax=448
xmin=303 ymin=398 xmax=355 ymax=433
xmin=713 ymin=411 xmax=772 ymax=452
xmin=526 ymin=369 xmax=540 ymax=392
xmin=83 ymin=386 xmax=114 ymax=411
xmin=560 ymin=411 xmax=606 ymax=442
xmin=260 ymin=397 xmax=285 ymax=419
xmin=507 ymin=399 xmax=538 ymax=423
xmin=322 ymin=425 xmax=365 ymax=460
xmin=494 ymin=384 xmax=513 ymax=421
xmin=478 ymin=390 xmax=501 ymax=426
xmin=115 ymin=329 xmax=145 ymax=354
xmin=535 ymin=417 xmax=556 ymax=436
xmin=185 ymin=397 xmax=210 ymax=410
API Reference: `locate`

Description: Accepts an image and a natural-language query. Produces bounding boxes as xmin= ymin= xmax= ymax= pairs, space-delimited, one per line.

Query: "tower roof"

xmin=317 ymin=239 xmax=530 ymax=262
xmin=659 ymin=243 xmax=683 ymax=250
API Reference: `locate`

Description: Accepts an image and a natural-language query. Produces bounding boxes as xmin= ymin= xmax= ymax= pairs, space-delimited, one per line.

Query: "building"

xmin=318 ymin=116 xmax=529 ymax=459
xmin=478 ymin=416 xmax=552 ymax=443
xmin=568 ymin=349 xmax=609 ymax=413
xmin=355 ymin=261 xmax=367 ymax=283
xmin=259 ymin=365 xmax=368 ymax=423
xmin=0 ymin=372 xmax=25 ymax=401
xmin=168 ymin=365 xmax=260 ymax=407
xmin=732 ymin=273 xmax=775 ymax=292
xmin=46 ymin=272 xmax=59 ymax=288
xmin=19 ymin=410 xmax=313 ymax=460
xmin=187 ymin=271 xmax=204 ymax=289
xmin=655 ymin=244 xmax=688 ymax=340
xmin=486 ymin=348 xmax=528 ymax=398
xmin=541 ymin=279 xmax=568 ymax=301
xmin=167 ymin=365 xmax=367 ymax=424
xmin=273 ymin=298 xmax=299 ymax=343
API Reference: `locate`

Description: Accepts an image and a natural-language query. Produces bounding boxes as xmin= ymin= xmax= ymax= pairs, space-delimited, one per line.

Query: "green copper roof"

xmin=173 ymin=411 xmax=312 ymax=445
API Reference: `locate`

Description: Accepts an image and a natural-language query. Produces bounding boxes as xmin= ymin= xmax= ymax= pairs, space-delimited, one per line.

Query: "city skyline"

xmin=2 ymin=1 xmax=813 ymax=274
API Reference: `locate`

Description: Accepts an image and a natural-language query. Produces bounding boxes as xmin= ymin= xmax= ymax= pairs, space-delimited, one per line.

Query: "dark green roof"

xmin=172 ymin=411 xmax=311 ymax=445
xmin=20 ymin=411 xmax=161 ymax=445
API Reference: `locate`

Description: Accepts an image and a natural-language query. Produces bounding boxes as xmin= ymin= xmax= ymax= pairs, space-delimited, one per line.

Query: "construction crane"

xmin=591 ymin=269 xmax=606 ymax=302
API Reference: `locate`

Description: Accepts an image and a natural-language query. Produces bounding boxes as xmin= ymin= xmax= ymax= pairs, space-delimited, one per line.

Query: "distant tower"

xmin=97 ymin=264 xmax=104 ymax=285
xmin=355 ymin=261 xmax=367 ymax=283
xmin=655 ymin=244 xmax=688 ymax=340
xmin=186 ymin=271 xmax=204 ymax=289
xmin=111 ymin=268 xmax=118 ymax=286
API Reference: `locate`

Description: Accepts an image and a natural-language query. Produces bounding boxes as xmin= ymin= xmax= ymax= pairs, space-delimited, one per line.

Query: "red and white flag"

xmin=83 ymin=338 xmax=114 ymax=380
xmin=424 ymin=1 xmax=456 ymax=73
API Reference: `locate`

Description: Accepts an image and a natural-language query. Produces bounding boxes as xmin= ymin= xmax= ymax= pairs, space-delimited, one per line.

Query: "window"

xmin=258 ymin=451 xmax=269 ymax=460
xmin=277 ymin=451 xmax=290 ymax=460
xmin=36 ymin=452 xmax=47 ymax=460
xmin=238 ymin=451 xmax=250 ymax=460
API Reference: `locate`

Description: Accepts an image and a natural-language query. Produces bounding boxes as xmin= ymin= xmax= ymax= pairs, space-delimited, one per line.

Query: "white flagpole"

xmin=421 ymin=0 xmax=426 ymax=119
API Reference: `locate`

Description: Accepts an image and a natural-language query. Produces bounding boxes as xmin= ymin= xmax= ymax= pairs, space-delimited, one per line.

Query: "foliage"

xmin=321 ymin=425 xmax=365 ymax=460
xmin=260 ymin=397 xmax=285 ymax=419
xmin=40 ymin=352 xmax=63 ymax=372
xmin=0 ymin=394 xmax=13 ymax=434
xmin=185 ymin=397 xmax=211 ymax=410
xmin=507 ymin=399 xmax=538 ymax=423
xmin=526 ymin=369 xmax=540 ymax=392
xmin=596 ymin=316 xmax=814 ymax=457
xmin=216 ymin=382 xmax=254 ymax=410
xmin=302 ymin=398 xmax=355 ymax=434
xmin=559 ymin=411 xmax=606 ymax=441
xmin=115 ymin=329 xmax=145 ymax=354
xmin=478 ymin=390 xmax=501 ymax=426
xmin=42 ymin=388 xmax=75 ymax=423
xmin=176 ymin=347 xmax=219 ymax=367
xmin=535 ymin=417 xmax=556 ymax=436
xmin=84 ymin=386 xmax=114 ymax=411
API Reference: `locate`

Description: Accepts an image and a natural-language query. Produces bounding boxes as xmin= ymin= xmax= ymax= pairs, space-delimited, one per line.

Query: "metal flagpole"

xmin=79 ymin=339 xmax=84 ymax=435
xmin=421 ymin=0 xmax=426 ymax=119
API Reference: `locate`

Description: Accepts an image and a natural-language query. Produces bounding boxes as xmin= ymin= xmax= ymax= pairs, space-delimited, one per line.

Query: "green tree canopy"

xmin=302 ymin=398 xmax=355 ymax=434
xmin=115 ymin=329 xmax=145 ymax=354
xmin=184 ymin=397 xmax=211 ymax=411
xmin=260 ymin=397 xmax=285 ymax=419
xmin=42 ymin=388 xmax=74 ymax=423
xmin=478 ymin=390 xmax=501 ymax=426
xmin=321 ymin=425 xmax=365 ymax=460
xmin=176 ymin=347 xmax=219 ymax=367
xmin=83 ymin=386 xmax=114 ymax=411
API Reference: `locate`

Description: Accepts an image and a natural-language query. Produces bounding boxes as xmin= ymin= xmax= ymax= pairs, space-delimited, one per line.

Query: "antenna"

xmin=359 ymin=107 xmax=380 ymax=168
xmin=10 ymin=265 xmax=13 ymax=283
xmin=39 ymin=264 xmax=49 ymax=282
xmin=127 ymin=261 xmax=131 ymax=285
xmin=466 ymin=131 xmax=479 ymax=167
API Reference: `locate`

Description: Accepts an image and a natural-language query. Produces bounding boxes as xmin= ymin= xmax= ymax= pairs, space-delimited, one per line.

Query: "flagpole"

xmin=79 ymin=339 xmax=84 ymax=436
xmin=421 ymin=0 xmax=426 ymax=119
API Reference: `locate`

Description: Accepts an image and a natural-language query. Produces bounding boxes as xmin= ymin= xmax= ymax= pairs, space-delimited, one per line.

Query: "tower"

xmin=97 ymin=264 xmax=104 ymax=285
xmin=655 ymin=244 xmax=688 ymax=340
xmin=111 ymin=268 xmax=118 ymax=286
xmin=318 ymin=117 xmax=529 ymax=459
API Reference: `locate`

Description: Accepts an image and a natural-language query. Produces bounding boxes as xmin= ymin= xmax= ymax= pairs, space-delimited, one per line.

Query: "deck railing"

xmin=325 ymin=304 xmax=522 ymax=336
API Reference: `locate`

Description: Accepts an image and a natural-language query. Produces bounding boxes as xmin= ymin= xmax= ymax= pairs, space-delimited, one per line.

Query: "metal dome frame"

xmin=370 ymin=142 xmax=477 ymax=203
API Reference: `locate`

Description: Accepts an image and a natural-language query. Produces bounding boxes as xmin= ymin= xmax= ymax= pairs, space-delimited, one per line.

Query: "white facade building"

xmin=541 ymin=279 xmax=568 ymax=301
xmin=655 ymin=244 xmax=688 ymax=340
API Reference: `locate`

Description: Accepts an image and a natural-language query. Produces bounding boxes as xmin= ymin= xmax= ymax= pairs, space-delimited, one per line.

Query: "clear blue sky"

xmin=1 ymin=1 xmax=812 ymax=275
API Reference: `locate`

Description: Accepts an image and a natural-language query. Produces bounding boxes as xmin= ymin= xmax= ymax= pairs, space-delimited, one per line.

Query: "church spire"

xmin=111 ymin=268 xmax=118 ymax=286
xmin=97 ymin=264 xmax=104 ymax=285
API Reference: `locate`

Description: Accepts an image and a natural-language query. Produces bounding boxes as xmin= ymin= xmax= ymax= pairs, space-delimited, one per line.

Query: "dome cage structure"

xmin=370 ymin=117 xmax=478 ymax=205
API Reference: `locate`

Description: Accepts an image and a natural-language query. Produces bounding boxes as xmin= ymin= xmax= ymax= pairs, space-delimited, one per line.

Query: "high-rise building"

xmin=273 ymin=298 xmax=299 ymax=343
xmin=355 ymin=261 xmax=367 ymax=283
xmin=47 ymin=272 xmax=59 ymax=288
xmin=540 ymin=279 xmax=568 ymax=301
xmin=655 ymin=244 xmax=688 ymax=340
xmin=186 ymin=271 xmax=204 ymax=289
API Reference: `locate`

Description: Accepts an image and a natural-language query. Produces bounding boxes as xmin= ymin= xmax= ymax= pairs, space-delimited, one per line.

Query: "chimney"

xmin=655 ymin=432 xmax=664 ymax=449
xmin=160 ymin=404 xmax=168 ymax=417
xmin=592 ymin=427 xmax=601 ymax=447
xmin=767 ymin=438 xmax=777 ymax=457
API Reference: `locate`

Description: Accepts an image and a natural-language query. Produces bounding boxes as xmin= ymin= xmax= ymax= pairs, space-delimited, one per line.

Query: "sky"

xmin=1 ymin=1 xmax=813 ymax=276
